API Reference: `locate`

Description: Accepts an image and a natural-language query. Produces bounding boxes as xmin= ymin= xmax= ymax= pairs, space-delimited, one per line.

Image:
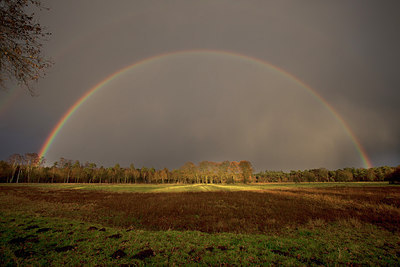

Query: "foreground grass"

xmin=1 ymin=212 xmax=399 ymax=265
xmin=1 ymin=184 xmax=399 ymax=265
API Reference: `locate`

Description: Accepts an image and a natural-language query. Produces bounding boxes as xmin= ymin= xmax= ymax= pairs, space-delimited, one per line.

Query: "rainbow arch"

xmin=0 ymin=88 xmax=23 ymax=118
xmin=38 ymin=49 xmax=373 ymax=168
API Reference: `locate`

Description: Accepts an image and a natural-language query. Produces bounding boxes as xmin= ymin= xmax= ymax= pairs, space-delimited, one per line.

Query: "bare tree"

xmin=7 ymin=153 xmax=22 ymax=182
xmin=23 ymin=152 xmax=41 ymax=182
xmin=0 ymin=0 xmax=52 ymax=94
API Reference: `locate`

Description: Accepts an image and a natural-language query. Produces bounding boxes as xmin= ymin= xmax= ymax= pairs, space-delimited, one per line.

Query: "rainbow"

xmin=38 ymin=49 xmax=373 ymax=168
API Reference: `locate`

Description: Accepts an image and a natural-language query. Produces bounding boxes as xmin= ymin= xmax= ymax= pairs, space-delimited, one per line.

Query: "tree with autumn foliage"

xmin=0 ymin=0 xmax=52 ymax=93
xmin=239 ymin=160 xmax=253 ymax=183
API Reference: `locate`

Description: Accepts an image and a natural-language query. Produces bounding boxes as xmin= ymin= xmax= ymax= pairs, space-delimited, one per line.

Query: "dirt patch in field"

xmin=132 ymin=249 xmax=154 ymax=260
xmin=37 ymin=228 xmax=51 ymax=233
xmin=1 ymin=185 xmax=399 ymax=234
xmin=25 ymin=225 xmax=39 ymax=230
xmin=111 ymin=249 xmax=126 ymax=259
xmin=107 ymin=233 xmax=122 ymax=239
xmin=9 ymin=235 xmax=38 ymax=245
xmin=14 ymin=248 xmax=36 ymax=258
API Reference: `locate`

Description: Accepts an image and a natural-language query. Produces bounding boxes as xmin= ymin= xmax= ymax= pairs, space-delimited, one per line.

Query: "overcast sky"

xmin=1 ymin=0 xmax=399 ymax=171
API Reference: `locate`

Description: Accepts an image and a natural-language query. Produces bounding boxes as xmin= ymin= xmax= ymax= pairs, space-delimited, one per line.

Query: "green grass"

xmin=0 ymin=181 xmax=391 ymax=193
xmin=1 ymin=211 xmax=399 ymax=266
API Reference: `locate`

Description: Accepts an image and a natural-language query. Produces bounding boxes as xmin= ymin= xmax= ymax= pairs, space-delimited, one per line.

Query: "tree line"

xmin=0 ymin=153 xmax=398 ymax=184
xmin=0 ymin=153 xmax=254 ymax=184
xmin=256 ymin=166 xmax=399 ymax=183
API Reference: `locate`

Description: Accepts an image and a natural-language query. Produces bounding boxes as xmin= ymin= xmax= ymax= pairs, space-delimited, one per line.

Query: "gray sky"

xmin=1 ymin=0 xmax=399 ymax=171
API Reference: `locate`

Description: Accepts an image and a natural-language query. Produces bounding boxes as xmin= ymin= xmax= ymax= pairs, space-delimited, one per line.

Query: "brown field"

xmin=1 ymin=185 xmax=399 ymax=234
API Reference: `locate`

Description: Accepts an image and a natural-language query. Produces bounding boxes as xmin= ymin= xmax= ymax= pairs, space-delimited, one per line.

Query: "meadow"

xmin=1 ymin=183 xmax=399 ymax=265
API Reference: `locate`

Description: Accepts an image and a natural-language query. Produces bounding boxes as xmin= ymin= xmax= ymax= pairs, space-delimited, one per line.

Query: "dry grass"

xmin=0 ymin=185 xmax=399 ymax=234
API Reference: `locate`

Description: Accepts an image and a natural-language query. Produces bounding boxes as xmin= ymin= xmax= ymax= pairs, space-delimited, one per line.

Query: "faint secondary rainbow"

xmin=38 ymin=49 xmax=373 ymax=168
xmin=0 ymin=87 xmax=23 ymax=118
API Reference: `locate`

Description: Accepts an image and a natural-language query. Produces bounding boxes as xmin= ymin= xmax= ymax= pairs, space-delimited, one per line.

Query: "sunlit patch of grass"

xmin=0 ymin=181 xmax=392 ymax=193
xmin=153 ymin=184 xmax=206 ymax=192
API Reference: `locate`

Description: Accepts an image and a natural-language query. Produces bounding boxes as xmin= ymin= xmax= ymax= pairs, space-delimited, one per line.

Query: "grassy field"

xmin=0 ymin=181 xmax=390 ymax=193
xmin=1 ymin=183 xmax=399 ymax=265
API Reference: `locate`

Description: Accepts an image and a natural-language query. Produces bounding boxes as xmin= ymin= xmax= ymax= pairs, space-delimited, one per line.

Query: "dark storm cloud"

xmin=47 ymin=55 xmax=360 ymax=170
xmin=1 ymin=0 xmax=399 ymax=169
